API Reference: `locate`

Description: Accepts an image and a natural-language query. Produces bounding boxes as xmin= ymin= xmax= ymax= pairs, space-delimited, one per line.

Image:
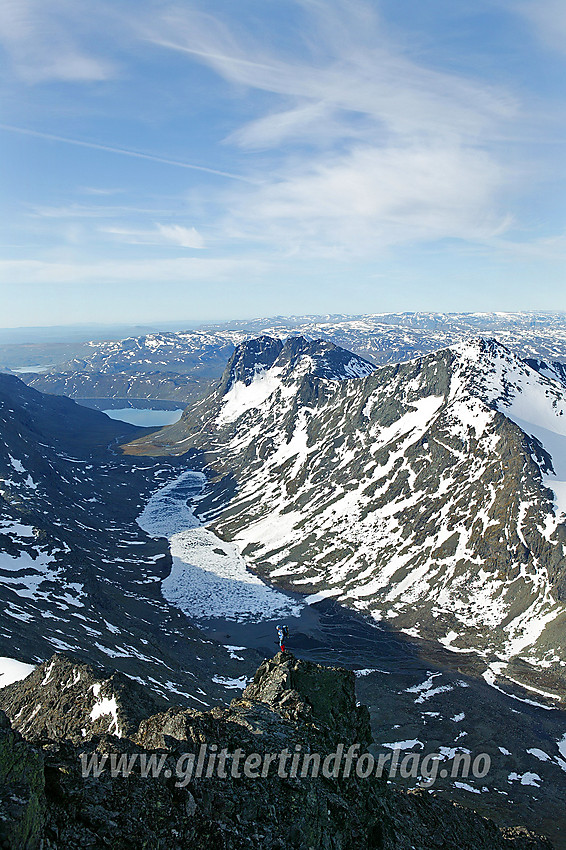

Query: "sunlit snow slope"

xmin=126 ymin=336 xmax=566 ymax=672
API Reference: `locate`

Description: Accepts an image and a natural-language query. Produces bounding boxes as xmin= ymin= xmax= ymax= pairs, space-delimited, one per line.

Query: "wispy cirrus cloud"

xmin=103 ymin=224 xmax=205 ymax=249
xmin=149 ymin=1 xmax=516 ymax=148
xmin=0 ymin=0 xmax=117 ymax=83
xmin=0 ymin=124 xmax=252 ymax=182
xmin=80 ymin=187 xmax=125 ymax=197
xmin=147 ymin=1 xmax=518 ymax=256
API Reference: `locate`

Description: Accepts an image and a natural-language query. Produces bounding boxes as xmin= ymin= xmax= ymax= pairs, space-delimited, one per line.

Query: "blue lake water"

xmin=102 ymin=408 xmax=184 ymax=427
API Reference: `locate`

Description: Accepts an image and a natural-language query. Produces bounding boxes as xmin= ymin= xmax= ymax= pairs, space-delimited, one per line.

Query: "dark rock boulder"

xmin=239 ymin=652 xmax=372 ymax=747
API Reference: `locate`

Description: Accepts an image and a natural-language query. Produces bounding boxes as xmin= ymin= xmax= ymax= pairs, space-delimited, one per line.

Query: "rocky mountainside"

xmin=0 ymin=374 xmax=257 ymax=706
xmin=0 ymin=654 xmax=168 ymax=743
xmin=0 ymin=652 xmax=553 ymax=849
xmin=124 ymin=336 xmax=566 ymax=683
xmin=12 ymin=312 xmax=566 ymax=406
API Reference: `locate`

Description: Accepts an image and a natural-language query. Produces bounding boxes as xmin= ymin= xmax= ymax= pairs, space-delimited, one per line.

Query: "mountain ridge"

xmin=123 ymin=335 xmax=566 ymax=675
xmin=12 ymin=311 xmax=566 ymax=407
xmin=0 ymin=651 xmax=554 ymax=849
xmin=0 ymin=373 xmax=258 ymax=707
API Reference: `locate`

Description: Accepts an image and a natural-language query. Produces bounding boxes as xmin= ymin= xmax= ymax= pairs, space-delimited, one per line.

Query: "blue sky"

xmin=0 ymin=0 xmax=565 ymax=327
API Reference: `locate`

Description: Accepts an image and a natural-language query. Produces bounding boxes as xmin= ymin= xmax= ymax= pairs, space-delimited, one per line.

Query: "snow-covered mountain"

xmin=4 ymin=338 xmax=566 ymax=846
xmin=126 ymin=335 xmax=566 ymax=678
xmin=14 ymin=311 xmax=566 ymax=406
xmin=207 ymin=311 xmax=566 ymax=365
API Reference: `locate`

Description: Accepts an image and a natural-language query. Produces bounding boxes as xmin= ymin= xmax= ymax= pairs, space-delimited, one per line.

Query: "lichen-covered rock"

xmin=240 ymin=652 xmax=372 ymax=747
xmin=0 ymin=709 xmax=45 ymax=849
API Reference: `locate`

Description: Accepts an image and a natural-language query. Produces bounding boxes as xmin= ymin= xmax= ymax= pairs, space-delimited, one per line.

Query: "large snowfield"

xmin=137 ymin=470 xmax=302 ymax=622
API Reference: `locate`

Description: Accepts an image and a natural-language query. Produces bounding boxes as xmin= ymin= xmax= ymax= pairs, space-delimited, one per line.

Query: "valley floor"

xmin=136 ymin=463 xmax=566 ymax=848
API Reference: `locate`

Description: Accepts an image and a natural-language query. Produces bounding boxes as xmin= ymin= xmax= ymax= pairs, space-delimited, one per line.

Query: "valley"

xmin=127 ymin=450 xmax=566 ymax=847
xmin=2 ymin=315 xmax=566 ymax=846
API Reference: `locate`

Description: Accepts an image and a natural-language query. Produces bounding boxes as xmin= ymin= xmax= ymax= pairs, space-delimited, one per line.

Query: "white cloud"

xmin=150 ymin=2 xmax=516 ymax=148
xmin=0 ymin=255 xmax=265 ymax=285
xmin=102 ymin=224 xmax=205 ymax=249
xmin=222 ymin=143 xmax=509 ymax=257
xmin=147 ymin=1 xmax=518 ymax=256
xmin=0 ymin=0 xmax=117 ymax=83
xmin=80 ymin=187 xmax=125 ymax=196
xmin=3 ymin=0 xmax=553 ymax=279
xmin=487 ymin=229 xmax=566 ymax=261
xmin=155 ymin=224 xmax=204 ymax=249
xmin=30 ymin=202 xmax=199 ymax=220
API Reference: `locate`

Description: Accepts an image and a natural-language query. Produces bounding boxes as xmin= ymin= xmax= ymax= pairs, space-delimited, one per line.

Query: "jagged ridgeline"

xmin=16 ymin=312 xmax=566 ymax=407
xmin=0 ymin=652 xmax=552 ymax=849
xmin=125 ymin=335 xmax=566 ymax=675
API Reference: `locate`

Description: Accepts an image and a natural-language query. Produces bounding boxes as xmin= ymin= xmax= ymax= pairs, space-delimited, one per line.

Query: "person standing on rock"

xmin=276 ymin=624 xmax=288 ymax=653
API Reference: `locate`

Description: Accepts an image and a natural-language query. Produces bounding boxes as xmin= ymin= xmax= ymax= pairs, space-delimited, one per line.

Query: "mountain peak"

xmin=0 ymin=654 xmax=168 ymax=743
xmin=216 ymin=333 xmax=375 ymax=417
xmin=219 ymin=334 xmax=375 ymax=394
xmin=219 ymin=335 xmax=284 ymax=394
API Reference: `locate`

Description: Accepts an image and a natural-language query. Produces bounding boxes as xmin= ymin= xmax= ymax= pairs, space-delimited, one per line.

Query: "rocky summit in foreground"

xmin=0 ymin=652 xmax=553 ymax=849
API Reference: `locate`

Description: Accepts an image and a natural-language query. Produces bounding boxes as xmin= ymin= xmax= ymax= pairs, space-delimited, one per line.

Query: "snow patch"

xmin=90 ymin=692 xmax=121 ymax=737
xmin=0 ymin=657 xmax=35 ymax=688
xmin=219 ymin=367 xmax=286 ymax=424
xmin=211 ymin=675 xmax=248 ymax=690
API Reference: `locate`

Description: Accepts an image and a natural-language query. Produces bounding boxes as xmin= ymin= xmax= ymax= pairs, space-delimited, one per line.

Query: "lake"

xmin=102 ymin=407 xmax=185 ymax=427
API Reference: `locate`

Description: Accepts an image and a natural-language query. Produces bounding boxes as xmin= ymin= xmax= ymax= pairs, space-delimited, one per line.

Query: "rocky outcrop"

xmin=136 ymin=653 xmax=371 ymax=758
xmin=0 ymin=655 xmax=168 ymax=744
xmin=0 ymin=652 xmax=554 ymax=849
xmin=240 ymin=653 xmax=372 ymax=747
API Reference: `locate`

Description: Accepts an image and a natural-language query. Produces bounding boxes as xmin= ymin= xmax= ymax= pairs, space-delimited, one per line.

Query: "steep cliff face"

xmin=0 ymin=652 xmax=554 ymax=849
xmin=0 ymin=710 xmax=45 ymax=850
